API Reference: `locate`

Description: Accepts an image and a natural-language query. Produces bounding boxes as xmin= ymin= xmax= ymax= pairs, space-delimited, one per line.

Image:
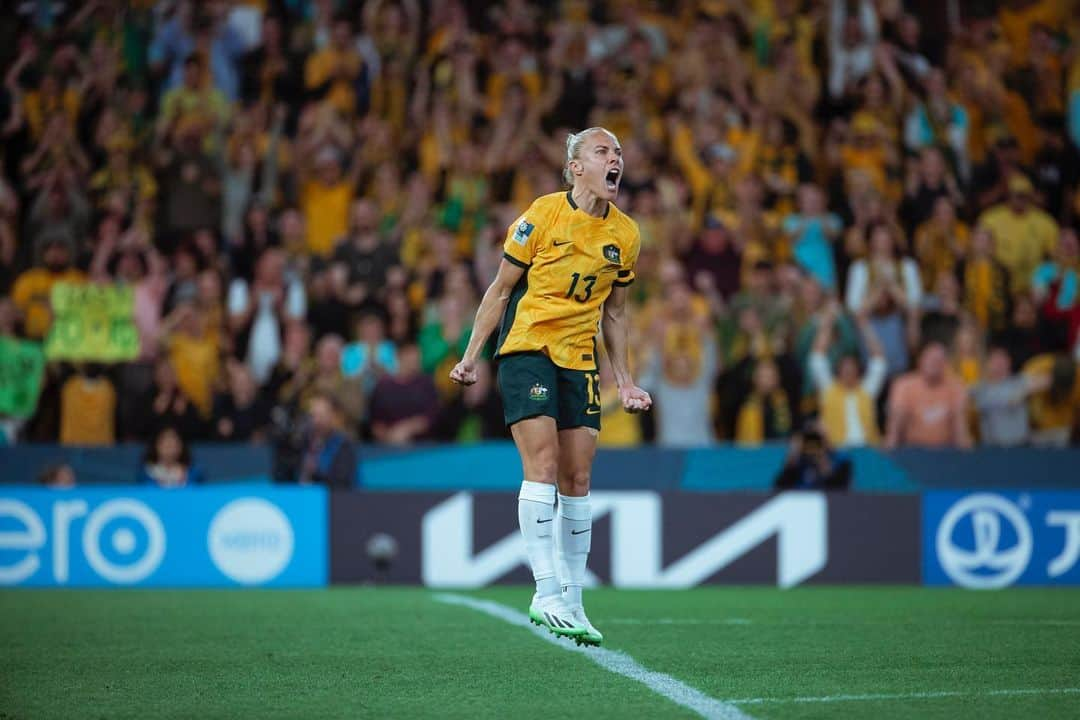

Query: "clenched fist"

xmin=619 ymin=385 xmax=652 ymax=413
xmin=449 ymin=358 xmax=478 ymax=385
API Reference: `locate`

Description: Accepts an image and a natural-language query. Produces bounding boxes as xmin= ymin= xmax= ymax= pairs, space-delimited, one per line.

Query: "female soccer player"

xmin=450 ymin=127 xmax=651 ymax=646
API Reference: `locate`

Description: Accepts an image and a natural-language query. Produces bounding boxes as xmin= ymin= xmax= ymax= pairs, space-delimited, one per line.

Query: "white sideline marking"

xmin=991 ymin=619 xmax=1080 ymax=627
xmin=434 ymin=593 xmax=753 ymax=720
xmin=728 ymin=687 xmax=1080 ymax=706
xmin=609 ymin=618 xmax=1080 ymax=628
xmin=607 ymin=617 xmax=752 ymax=626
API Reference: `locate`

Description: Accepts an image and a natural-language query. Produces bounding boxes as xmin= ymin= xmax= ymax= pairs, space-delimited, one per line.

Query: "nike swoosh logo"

xmin=571 ymin=529 xmax=591 ymax=535
xmin=536 ymin=518 xmax=553 ymax=524
xmin=586 ymin=408 xmax=601 ymax=415
xmin=553 ymin=239 xmax=573 ymax=247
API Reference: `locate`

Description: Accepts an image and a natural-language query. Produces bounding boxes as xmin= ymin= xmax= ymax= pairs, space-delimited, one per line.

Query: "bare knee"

xmin=559 ymin=470 xmax=591 ymax=497
xmin=532 ymin=463 xmax=558 ymax=486
xmin=512 ymin=417 xmax=560 ymax=486
xmin=525 ymin=448 xmax=559 ymax=486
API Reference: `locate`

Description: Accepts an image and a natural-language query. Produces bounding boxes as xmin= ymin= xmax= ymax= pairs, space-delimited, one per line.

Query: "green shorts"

xmin=497 ymin=352 xmax=601 ymax=431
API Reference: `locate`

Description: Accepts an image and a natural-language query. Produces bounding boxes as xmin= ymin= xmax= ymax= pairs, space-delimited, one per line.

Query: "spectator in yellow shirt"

xmin=998 ymin=0 xmax=1067 ymax=68
xmin=163 ymin=301 xmax=220 ymax=418
xmin=88 ymin=138 xmax=158 ymax=210
xmin=157 ymin=55 xmax=230 ymax=144
xmin=959 ymin=226 xmax=1012 ymax=333
xmin=59 ymin=365 xmax=117 ymax=446
xmin=11 ymin=231 xmax=87 ymax=339
xmin=299 ymin=146 xmax=356 ymax=257
xmin=978 ymin=174 xmax=1058 ymax=294
xmin=839 ymin=112 xmax=894 ymax=198
xmin=22 ymin=70 xmax=80 ymax=140
xmin=914 ymin=197 xmax=969 ymax=288
xmin=304 ymin=17 xmax=364 ymax=117
xmin=484 ymin=35 xmax=543 ymax=119
xmin=735 ymin=358 xmax=795 ymax=446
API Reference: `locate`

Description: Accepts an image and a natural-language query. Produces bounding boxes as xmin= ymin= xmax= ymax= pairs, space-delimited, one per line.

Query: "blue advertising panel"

xmin=0 ymin=486 xmax=327 ymax=587
xmin=923 ymin=491 xmax=1080 ymax=588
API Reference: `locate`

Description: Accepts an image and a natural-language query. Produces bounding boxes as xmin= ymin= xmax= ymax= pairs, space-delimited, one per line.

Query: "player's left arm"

xmin=601 ymin=284 xmax=651 ymax=413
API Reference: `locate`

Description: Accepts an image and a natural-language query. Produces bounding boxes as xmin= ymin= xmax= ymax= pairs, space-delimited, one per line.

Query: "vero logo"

xmin=207 ymin=498 xmax=294 ymax=585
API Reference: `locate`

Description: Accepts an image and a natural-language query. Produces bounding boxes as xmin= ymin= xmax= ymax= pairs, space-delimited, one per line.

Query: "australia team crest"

xmin=603 ymin=244 xmax=621 ymax=265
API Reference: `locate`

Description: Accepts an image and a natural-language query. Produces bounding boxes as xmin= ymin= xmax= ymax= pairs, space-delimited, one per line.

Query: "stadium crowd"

xmin=2 ymin=0 xmax=1080 ymax=482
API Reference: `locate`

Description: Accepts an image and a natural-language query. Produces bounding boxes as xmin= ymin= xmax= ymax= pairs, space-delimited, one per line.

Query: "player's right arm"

xmin=452 ymin=204 xmax=545 ymax=385
xmin=449 ymin=258 xmax=524 ymax=385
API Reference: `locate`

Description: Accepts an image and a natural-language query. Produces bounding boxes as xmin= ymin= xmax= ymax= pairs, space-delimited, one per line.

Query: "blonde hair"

xmin=562 ymin=127 xmax=620 ymax=187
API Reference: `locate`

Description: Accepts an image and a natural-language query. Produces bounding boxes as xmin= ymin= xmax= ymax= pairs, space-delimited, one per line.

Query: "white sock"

xmin=556 ymin=493 xmax=591 ymax=610
xmin=518 ymin=480 xmax=559 ymax=598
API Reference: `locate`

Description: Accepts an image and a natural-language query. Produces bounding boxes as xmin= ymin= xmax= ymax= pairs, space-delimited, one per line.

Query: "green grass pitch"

xmin=2 ymin=587 xmax=1079 ymax=719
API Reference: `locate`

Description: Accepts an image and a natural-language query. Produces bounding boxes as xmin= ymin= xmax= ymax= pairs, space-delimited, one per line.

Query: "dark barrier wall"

xmin=357 ymin=444 xmax=1080 ymax=492
xmin=0 ymin=444 xmax=273 ymax=485
xmin=330 ymin=491 xmax=921 ymax=587
xmin=353 ymin=443 xmax=1080 ymax=492
xmin=5 ymin=442 xmax=1080 ymax=492
xmin=890 ymin=449 xmax=1080 ymax=492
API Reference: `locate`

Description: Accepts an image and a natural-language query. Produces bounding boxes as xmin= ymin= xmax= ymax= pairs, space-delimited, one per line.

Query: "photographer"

xmin=774 ymin=426 xmax=852 ymax=491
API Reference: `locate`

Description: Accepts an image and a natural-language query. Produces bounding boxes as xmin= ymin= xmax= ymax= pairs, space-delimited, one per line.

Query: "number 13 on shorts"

xmin=585 ymin=371 xmax=601 ymax=413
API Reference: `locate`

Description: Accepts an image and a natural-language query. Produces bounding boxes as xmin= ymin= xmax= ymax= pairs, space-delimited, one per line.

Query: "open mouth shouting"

xmin=605 ymin=167 xmax=621 ymax=193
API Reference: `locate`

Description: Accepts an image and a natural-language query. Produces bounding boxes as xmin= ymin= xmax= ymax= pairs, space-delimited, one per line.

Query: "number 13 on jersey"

xmin=566 ymin=272 xmax=598 ymax=303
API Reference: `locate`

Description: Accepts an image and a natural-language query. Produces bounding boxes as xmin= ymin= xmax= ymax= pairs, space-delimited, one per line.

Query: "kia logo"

xmin=936 ymin=494 xmax=1032 ymax=589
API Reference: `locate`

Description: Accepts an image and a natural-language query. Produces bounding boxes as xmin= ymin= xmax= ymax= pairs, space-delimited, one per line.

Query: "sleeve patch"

xmin=512 ymin=220 xmax=535 ymax=246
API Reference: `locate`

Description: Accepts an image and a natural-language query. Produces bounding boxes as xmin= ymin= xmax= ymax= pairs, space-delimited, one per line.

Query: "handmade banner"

xmin=0 ymin=337 xmax=45 ymax=418
xmin=44 ymin=283 xmax=139 ymax=362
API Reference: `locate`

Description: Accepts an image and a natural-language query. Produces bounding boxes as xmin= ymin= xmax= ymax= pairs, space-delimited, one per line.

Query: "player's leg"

xmin=511 ymin=414 xmax=561 ymax=600
xmin=555 ymin=426 xmax=603 ymax=645
xmin=499 ymin=353 xmax=585 ymax=637
xmin=554 ymin=368 xmax=604 ymax=645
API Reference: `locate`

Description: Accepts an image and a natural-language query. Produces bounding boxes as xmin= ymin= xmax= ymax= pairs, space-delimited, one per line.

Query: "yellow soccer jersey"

xmin=497 ymin=191 xmax=640 ymax=371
